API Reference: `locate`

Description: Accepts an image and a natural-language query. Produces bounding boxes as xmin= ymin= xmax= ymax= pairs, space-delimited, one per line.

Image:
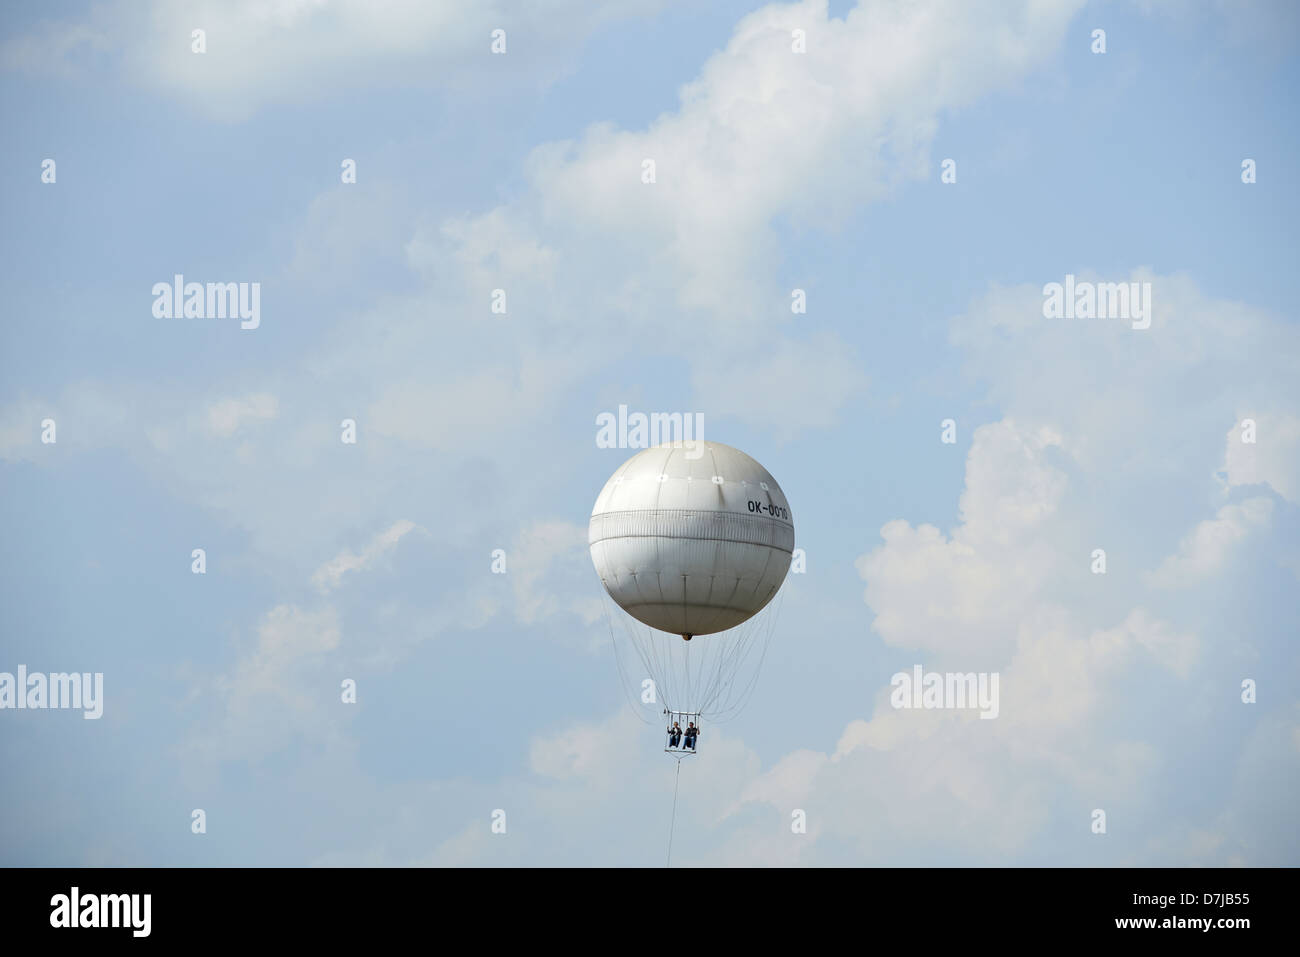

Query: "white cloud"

xmin=529 ymin=708 xmax=642 ymax=785
xmin=733 ymin=605 xmax=1195 ymax=859
xmin=949 ymin=270 xmax=1300 ymax=478
xmin=233 ymin=603 xmax=342 ymax=694
xmin=1220 ymin=413 xmax=1300 ymax=503
xmin=2 ymin=0 xmax=1097 ymax=572
xmin=0 ymin=396 xmax=54 ymax=463
xmin=505 ymin=520 xmax=601 ymax=627
xmin=311 ymin=519 xmax=418 ymax=592
xmin=1148 ymin=497 xmax=1274 ymax=588
xmin=347 ymin=0 xmax=1084 ymax=448
xmin=412 ymin=208 xmax=560 ymax=292
xmin=520 ymin=0 xmax=1082 ymax=316
xmin=811 ymin=266 xmax=1297 ymax=861
xmin=3 ymin=0 xmax=679 ymax=120
xmin=191 ymin=603 xmax=344 ymax=760
xmin=855 ymin=420 xmax=1067 ymax=656
xmin=735 ymin=748 xmax=826 ymax=811
xmin=248 ymin=0 xmax=1084 ymax=466
xmin=207 ymin=393 xmax=279 ymax=438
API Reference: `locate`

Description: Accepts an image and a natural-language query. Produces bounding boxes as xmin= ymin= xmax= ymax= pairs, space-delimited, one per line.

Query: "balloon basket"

xmin=663 ymin=709 xmax=702 ymax=755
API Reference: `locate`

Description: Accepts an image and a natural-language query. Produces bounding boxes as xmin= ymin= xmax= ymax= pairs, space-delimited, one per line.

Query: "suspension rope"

xmin=601 ymin=589 xmax=655 ymax=725
xmin=602 ymin=571 xmax=787 ymax=722
xmin=666 ymin=757 xmax=682 ymax=868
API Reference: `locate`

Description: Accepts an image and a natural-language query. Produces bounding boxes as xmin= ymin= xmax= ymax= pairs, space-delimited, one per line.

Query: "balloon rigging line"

xmin=666 ymin=757 xmax=682 ymax=869
xmin=603 ymin=590 xmax=655 ymax=725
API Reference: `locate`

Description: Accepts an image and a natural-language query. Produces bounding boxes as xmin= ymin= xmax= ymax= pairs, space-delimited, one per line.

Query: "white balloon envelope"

xmin=590 ymin=441 xmax=794 ymax=717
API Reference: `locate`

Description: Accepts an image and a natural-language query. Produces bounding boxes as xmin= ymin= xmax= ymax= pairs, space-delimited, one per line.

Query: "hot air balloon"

xmin=589 ymin=440 xmax=795 ymax=755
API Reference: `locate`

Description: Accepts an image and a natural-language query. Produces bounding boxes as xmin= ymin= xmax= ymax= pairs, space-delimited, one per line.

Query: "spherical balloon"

xmin=589 ymin=441 xmax=795 ymax=637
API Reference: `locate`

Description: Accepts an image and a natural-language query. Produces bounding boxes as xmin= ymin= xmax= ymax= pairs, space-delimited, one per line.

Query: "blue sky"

xmin=1 ymin=0 xmax=1297 ymax=866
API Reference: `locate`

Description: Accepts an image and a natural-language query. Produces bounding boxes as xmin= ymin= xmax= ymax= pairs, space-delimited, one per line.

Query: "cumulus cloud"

xmin=346 ymin=0 xmax=1085 ymax=448
xmin=786 ymin=267 xmax=1294 ymax=862
xmin=1220 ymin=413 xmax=1300 ymax=503
xmin=730 ymin=604 xmax=1197 ymax=861
xmin=949 ymin=270 xmax=1300 ymax=478
xmin=529 ymin=707 xmax=642 ymax=784
xmin=1148 ymin=497 xmax=1274 ymax=588
xmin=516 ymin=0 xmax=1084 ymax=317
xmin=856 ymin=420 xmax=1067 ymax=656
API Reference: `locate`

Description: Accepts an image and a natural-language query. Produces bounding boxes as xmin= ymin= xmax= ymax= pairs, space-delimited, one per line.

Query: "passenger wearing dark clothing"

xmin=667 ymin=721 xmax=682 ymax=748
xmin=684 ymin=722 xmax=699 ymax=750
